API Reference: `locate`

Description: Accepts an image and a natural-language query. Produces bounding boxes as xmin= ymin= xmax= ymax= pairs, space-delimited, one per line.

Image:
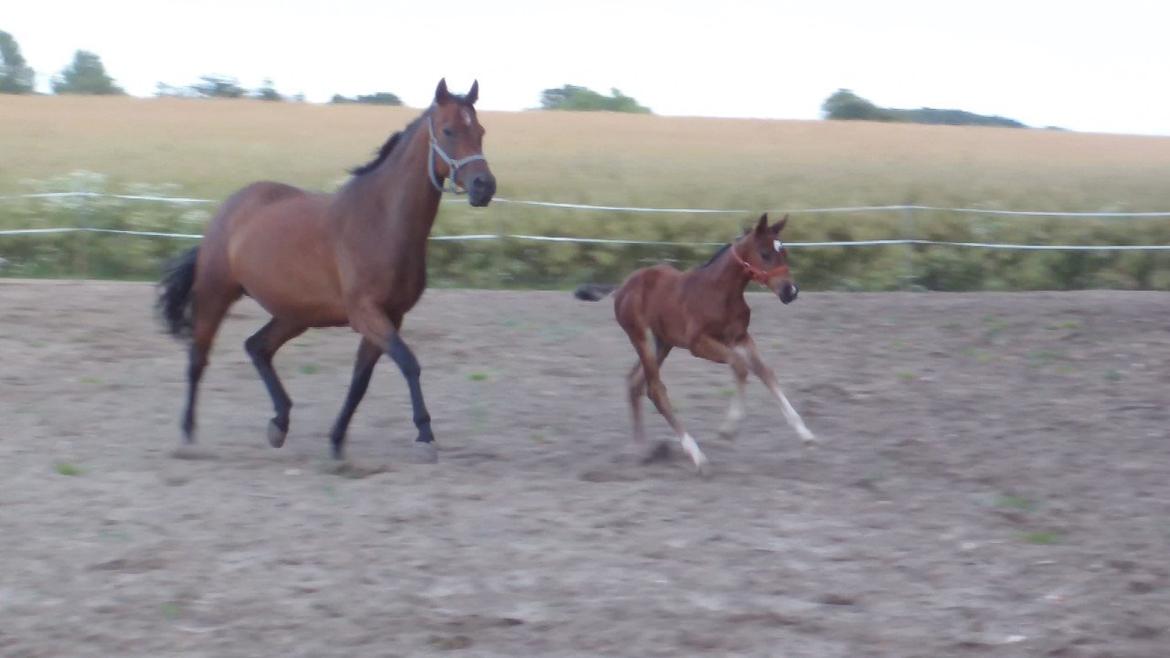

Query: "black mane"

xmin=347 ymin=111 xmax=429 ymax=176
xmin=349 ymin=131 xmax=404 ymax=176
xmin=347 ymin=96 xmax=475 ymax=177
xmin=699 ymin=243 xmax=732 ymax=268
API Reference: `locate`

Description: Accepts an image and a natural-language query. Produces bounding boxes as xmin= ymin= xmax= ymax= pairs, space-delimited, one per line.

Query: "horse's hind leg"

xmin=626 ymin=339 xmax=672 ymax=445
xmin=244 ymin=317 xmax=307 ymax=448
xmin=627 ymin=329 xmax=707 ymax=473
xmin=182 ymin=290 xmax=237 ymax=443
xmin=329 ymin=338 xmax=383 ymax=460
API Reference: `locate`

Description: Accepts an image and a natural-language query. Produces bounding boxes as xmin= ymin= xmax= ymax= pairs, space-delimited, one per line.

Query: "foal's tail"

xmin=156 ymin=246 xmax=199 ymax=339
xmin=573 ymin=283 xmax=618 ymax=301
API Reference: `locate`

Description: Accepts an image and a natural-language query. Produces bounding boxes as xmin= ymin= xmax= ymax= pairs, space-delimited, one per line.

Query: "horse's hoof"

xmin=717 ymin=427 xmax=738 ymax=442
xmin=267 ymin=419 xmax=288 ymax=448
xmin=694 ymin=459 xmax=712 ymax=478
xmin=406 ymin=441 xmax=439 ymax=464
xmin=640 ymin=440 xmax=673 ymax=464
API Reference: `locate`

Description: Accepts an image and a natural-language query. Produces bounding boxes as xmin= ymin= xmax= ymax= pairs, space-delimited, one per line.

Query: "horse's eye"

xmin=442 ymin=127 xmax=454 ymax=137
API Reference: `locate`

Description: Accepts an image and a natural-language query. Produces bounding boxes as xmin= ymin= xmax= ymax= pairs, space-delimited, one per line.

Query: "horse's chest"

xmin=686 ymin=301 xmax=749 ymax=342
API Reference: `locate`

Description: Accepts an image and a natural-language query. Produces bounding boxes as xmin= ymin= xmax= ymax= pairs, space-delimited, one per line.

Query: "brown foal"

xmin=575 ymin=213 xmax=815 ymax=473
xmin=157 ymin=79 xmax=495 ymax=462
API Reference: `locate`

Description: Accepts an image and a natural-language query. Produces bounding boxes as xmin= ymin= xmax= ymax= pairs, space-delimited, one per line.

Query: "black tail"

xmin=573 ymin=283 xmax=618 ymax=301
xmin=156 ymin=247 xmax=199 ymax=339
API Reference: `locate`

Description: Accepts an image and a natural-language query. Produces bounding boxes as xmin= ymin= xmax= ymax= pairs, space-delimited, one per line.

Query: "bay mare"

xmin=157 ymin=79 xmax=496 ymax=463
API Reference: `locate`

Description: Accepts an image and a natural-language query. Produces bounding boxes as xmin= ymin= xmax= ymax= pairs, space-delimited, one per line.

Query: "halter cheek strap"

xmin=729 ymin=241 xmax=789 ymax=285
xmin=427 ymin=116 xmax=487 ymax=195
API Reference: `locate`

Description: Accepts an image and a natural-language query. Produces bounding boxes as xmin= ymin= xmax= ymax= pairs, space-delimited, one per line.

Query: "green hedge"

xmin=2 ymin=193 xmax=1169 ymax=291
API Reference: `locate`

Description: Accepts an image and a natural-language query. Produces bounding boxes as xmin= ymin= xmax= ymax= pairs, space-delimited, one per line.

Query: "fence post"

xmin=496 ymin=210 xmax=508 ymax=288
xmin=901 ymin=205 xmax=915 ymax=290
xmin=77 ymin=194 xmax=90 ymax=279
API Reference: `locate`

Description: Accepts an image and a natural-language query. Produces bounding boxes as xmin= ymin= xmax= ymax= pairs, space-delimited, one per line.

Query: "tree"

xmin=155 ymin=81 xmax=196 ymax=98
xmin=539 ymin=84 xmax=651 ymax=113
xmin=0 ymin=30 xmax=35 ymax=94
xmin=254 ymin=78 xmax=282 ymax=102
xmin=51 ymin=50 xmax=123 ymax=95
xmin=821 ymin=89 xmax=889 ymax=121
xmin=190 ymin=75 xmax=245 ymax=98
xmin=330 ymin=91 xmax=403 ymax=106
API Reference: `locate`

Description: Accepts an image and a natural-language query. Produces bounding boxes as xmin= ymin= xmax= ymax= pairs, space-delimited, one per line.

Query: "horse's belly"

xmin=228 ymin=213 xmax=346 ymax=327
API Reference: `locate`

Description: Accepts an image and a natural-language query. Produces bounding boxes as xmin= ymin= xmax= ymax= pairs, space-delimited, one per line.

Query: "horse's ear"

xmin=755 ymin=213 xmax=769 ymax=234
xmin=770 ymin=213 xmax=788 ymax=234
xmin=434 ymin=78 xmax=452 ymax=104
xmin=466 ymin=80 xmax=479 ymax=105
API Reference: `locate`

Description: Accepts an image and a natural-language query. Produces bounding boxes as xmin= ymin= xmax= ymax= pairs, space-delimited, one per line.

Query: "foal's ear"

xmin=465 ymin=80 xmax=479 ymax=105
xmin=754 ymin=213 xmax=769 ymax=235
xmin=434 ymin=78 xmax=452 ymax=104
xmin=770 ymin=213 xmax=789 ymax=235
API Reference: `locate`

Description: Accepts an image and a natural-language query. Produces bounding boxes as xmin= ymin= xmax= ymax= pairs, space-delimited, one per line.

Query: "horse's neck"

xmin=368 ymin=124 xmax=442 ymax=239
xmin=693 ymin=245 xmax=750 ymax=300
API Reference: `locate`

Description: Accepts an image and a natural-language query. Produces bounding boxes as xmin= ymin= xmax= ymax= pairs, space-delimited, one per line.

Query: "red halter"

xmin=728 ymin=243 xmax=788 ymax=285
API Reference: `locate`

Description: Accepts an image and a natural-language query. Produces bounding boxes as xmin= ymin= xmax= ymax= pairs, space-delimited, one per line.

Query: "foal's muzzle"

xmin=779 ymin=282 xmax=799 ymax=305
xmin=468 ymin=172 xmax=496 ymax=207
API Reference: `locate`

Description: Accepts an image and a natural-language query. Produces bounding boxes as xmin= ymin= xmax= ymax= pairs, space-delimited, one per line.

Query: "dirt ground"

xmin=1 ymin=280 xmax=1168 ymax=657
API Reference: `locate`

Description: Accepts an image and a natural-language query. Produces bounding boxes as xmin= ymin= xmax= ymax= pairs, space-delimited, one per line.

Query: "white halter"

xmin=427 ymin=114 xmax=486 ymax=195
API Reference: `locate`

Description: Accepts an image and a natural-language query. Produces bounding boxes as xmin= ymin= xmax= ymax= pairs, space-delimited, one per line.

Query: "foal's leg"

xmin=627 ymin=339 xmax=672 ymax=444
xmin=628 ymin=330 xmax=707 ymax=472
xmin=696 ymin=340 xmax=751 ymax=441
xmin=349 ymin=304 xmax=436 ymax=463
xmin=328 ymin=338 xmax=383 ymax=460
xmin=244 ymin=317 xmax=307 ymax=448
xmin=741 ymin=335 xmax=816 ymax=443
xmin=181 ymin=291 xmax=236 ymax=443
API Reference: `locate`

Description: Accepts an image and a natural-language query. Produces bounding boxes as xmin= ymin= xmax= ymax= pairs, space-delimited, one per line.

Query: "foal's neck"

xmin=694 ymin=242 xmax=751 ymax=298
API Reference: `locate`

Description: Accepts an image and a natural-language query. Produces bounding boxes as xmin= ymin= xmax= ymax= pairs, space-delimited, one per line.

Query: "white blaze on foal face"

xmin=460 ymin=108 xmax=473 ymax=127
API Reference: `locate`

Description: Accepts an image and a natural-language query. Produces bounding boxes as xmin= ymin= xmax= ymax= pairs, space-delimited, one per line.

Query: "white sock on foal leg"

xmin=769 ymin=383 xmax=816 ymax=443
xmin=680 ymin=433 xmax=709 ymax=471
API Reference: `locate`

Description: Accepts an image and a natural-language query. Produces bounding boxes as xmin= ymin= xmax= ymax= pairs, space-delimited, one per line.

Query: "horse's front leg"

xmin=688 ymin=337 xmax=750 ymax=441
xmin=349 ymin=304 xmax=437 ymax=463
xmin=739 ymin=335 xmax=816 ymax=444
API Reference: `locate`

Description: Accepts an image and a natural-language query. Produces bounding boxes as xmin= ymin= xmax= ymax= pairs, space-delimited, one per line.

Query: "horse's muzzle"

xmin=468 ymin=173 xmax=496 ymax=207
xmin=779 ymin=282 xmax=799 ymax=304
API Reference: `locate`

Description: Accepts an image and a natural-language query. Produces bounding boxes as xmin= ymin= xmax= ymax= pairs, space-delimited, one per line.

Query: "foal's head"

xmin=735 ymin=213 xmax=799 ymax=304
xmin=430 ymin=78 xmax=497 ymax=206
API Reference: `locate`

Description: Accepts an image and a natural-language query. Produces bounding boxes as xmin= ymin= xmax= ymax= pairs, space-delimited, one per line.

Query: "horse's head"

xmin=429 ymin=78 xmax=496 ymax=206
xmin=735 ymin=213 xmax=799 ymax=304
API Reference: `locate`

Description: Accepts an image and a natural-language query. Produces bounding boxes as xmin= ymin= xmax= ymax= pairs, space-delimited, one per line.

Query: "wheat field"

xmin=4 ymin=95 xmax=1170 ymax=211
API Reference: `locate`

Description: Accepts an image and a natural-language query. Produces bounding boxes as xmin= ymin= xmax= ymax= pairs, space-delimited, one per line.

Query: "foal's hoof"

xmin=405 ymin=441 xmax=439 ymax=464
xmin=717 ymin=426 xmax=739 ymax=442
xmin=267 ymin=419 xmax=288 ymax=448
xmin=640 ymin=440 xmax=674 ymax=465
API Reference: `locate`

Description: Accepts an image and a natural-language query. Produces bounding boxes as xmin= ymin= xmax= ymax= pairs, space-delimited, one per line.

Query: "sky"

xmin=6 ymin=0 xmax=1169 ymax=135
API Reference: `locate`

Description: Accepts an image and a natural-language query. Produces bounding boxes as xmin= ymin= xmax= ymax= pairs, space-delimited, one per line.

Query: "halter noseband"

xmin=728 ymin=241 xmax=789 ymax=285
xmin=427 ymin=114 xmax=487 ymax=195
